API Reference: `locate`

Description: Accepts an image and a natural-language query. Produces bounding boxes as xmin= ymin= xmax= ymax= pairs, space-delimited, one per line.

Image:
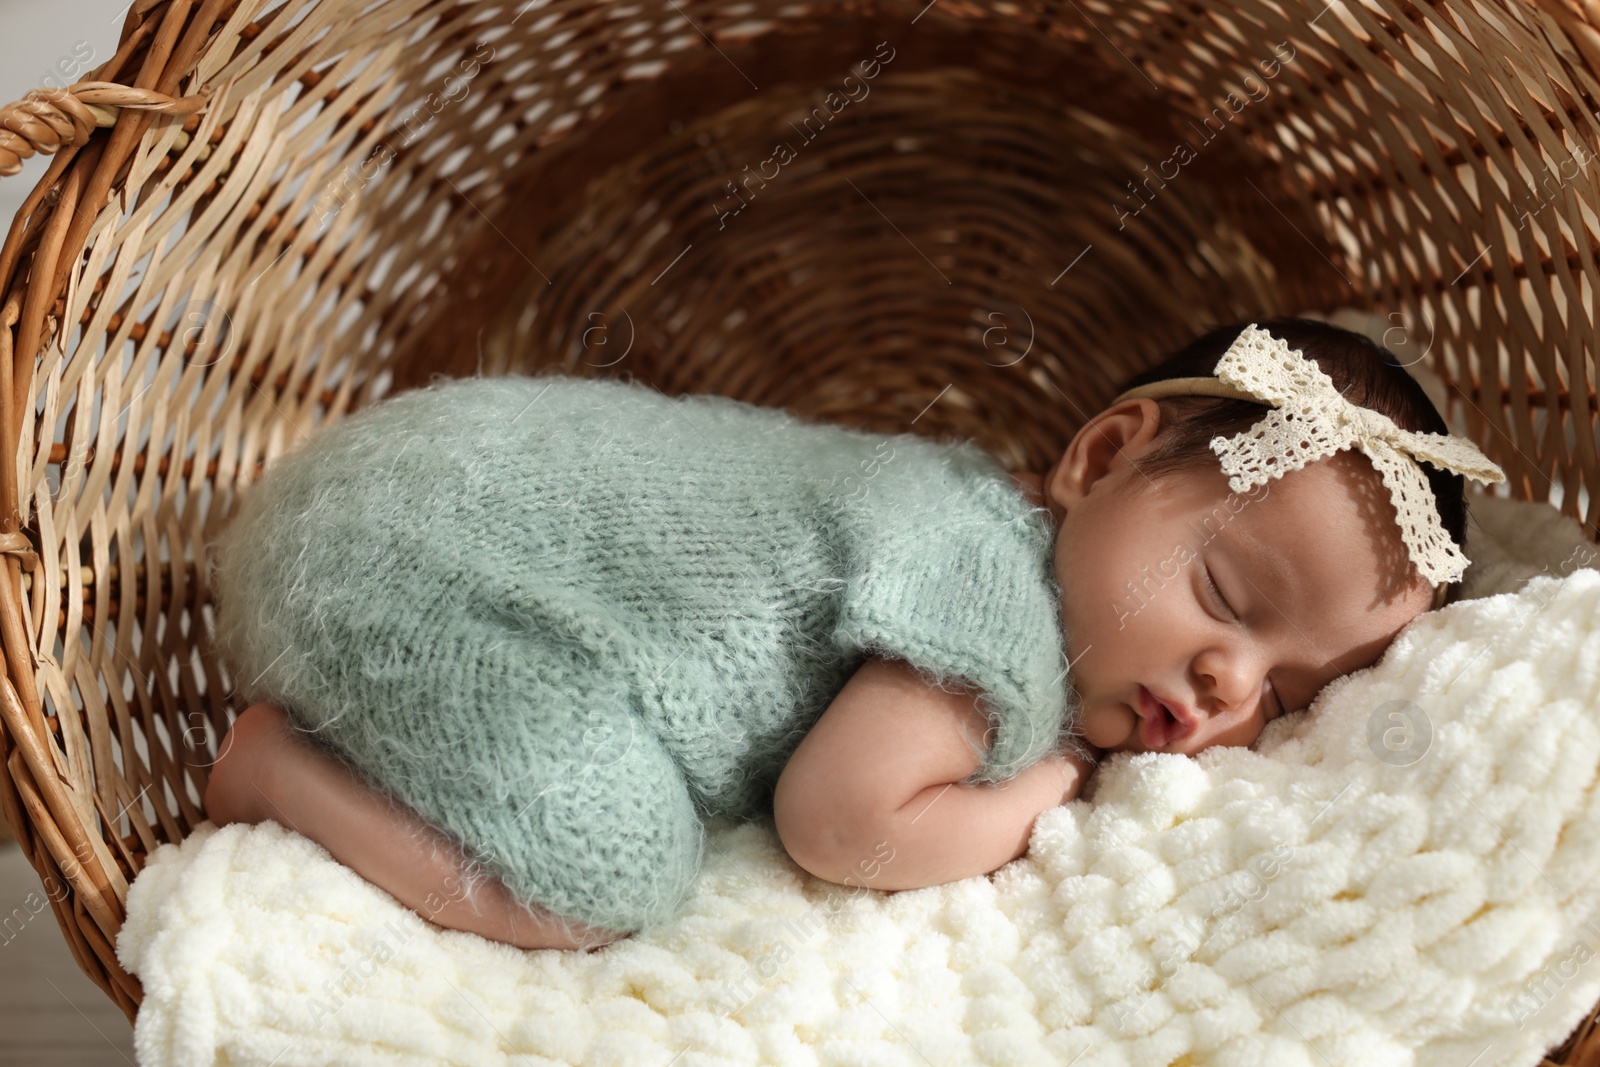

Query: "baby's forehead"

xmin=1195 ymin=455 xmax=1423 ymax=604
xmin=1190 ymin=448 xmax=1391 ymax=527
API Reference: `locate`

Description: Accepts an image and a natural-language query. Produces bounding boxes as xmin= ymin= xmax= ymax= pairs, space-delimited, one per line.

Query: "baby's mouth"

xmin=1137 ymin=685 xmax=1196 ymax=749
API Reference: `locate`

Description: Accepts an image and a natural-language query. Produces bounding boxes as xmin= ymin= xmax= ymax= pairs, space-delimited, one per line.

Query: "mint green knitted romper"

xmin=210 ymin=373 xmax=1080 ymax=936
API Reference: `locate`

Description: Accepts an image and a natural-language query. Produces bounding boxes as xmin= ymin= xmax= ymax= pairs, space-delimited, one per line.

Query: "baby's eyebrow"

xmin=1215 ymin=522 xmax=1298 ymax=606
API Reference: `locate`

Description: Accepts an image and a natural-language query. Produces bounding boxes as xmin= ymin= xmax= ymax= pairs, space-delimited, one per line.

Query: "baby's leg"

xmin=204 ymin=703 xmax=627 ymax=952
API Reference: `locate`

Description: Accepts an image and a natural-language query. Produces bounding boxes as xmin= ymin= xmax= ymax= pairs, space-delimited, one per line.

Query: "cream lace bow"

xmin=1111 ymin=323 xmax=1507 ymax=587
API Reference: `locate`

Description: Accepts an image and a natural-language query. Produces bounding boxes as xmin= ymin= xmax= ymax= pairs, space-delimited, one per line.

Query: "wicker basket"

xmin=0 ymin=0 xmax=1597 ymax=1057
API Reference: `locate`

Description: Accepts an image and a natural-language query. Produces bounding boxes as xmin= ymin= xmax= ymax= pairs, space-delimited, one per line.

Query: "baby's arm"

xmin=774 ymin=656 xmax=1093 ymax=892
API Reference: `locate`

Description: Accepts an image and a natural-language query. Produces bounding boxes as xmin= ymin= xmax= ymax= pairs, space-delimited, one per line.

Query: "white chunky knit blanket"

xmin=115 ymin=484 xmax=1600 ymax=1067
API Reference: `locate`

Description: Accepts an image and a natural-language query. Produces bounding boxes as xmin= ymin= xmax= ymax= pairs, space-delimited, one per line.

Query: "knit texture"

xmin=209 ymin=372 xmax=1079 ymax=933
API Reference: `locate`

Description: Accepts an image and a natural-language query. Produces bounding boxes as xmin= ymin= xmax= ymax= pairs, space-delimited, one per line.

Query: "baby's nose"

xmin=1212 ymin=674 xmax=1269 ymax=718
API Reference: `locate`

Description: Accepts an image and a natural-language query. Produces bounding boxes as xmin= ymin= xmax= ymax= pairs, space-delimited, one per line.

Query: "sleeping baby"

xmin=202 ymin=315 xmax=1504 ymax=954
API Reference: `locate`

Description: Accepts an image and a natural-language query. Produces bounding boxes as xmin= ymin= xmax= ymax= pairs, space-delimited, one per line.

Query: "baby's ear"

xmin=1052 ymin=399 xmax=1164 ymax=506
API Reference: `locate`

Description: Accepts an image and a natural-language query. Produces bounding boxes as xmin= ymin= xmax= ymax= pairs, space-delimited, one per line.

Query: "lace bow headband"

xmin=1109 ymin=323 xmax=1508 ymax=609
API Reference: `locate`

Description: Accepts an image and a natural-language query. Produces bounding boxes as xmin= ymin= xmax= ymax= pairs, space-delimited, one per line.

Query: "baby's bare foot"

xmin=204 ymin=702 xmax=296 ymax=826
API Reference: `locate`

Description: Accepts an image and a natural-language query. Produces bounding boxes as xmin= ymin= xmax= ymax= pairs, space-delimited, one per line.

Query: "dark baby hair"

xmin=1113 ymin=316 xmax=1470 ymax=607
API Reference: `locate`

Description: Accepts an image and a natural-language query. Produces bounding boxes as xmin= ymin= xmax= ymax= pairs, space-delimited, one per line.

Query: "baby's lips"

xmin=1161 ymin=696 xmax=1200 ymax=741
xmin=1137 ymin=685 xmax=1198 ymax=748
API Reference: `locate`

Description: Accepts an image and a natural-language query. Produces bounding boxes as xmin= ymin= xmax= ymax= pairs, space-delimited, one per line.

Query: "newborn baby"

xmin=1033 ymin=317 xmax=1485 ymax=757
xmin=203 ymin=315 xmax=1503 ymax=954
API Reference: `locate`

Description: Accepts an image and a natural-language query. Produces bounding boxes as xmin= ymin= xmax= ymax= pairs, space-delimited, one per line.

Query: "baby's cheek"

xmin=1081 ymin=701 xmax=1136 ymax=749
xmin=1187 ymin=707 xmax=1266 ymax=754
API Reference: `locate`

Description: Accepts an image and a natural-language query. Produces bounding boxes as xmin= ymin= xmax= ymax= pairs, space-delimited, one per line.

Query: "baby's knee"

xmin=514 ymin=898 xmax=636 ymax=953
xmin=485 ymin=727 xmax=707 ymax=936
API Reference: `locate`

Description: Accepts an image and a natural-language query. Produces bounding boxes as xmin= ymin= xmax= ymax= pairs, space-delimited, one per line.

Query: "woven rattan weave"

xmin=0 ymin=1 xmax=1597 ymax=1060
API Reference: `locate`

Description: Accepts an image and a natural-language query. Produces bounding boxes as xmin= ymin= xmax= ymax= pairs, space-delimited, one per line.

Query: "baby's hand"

xmin=1025 ymin=751 xmax=1096 ymax=806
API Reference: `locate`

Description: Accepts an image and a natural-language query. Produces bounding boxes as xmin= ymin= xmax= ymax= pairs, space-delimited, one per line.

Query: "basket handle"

xmin=0 ymin=81 xmax=210 ymax=179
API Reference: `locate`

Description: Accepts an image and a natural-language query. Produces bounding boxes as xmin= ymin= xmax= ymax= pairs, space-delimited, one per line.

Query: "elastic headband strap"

xmin=1110 ymin=377 xmax=1264 ymax=406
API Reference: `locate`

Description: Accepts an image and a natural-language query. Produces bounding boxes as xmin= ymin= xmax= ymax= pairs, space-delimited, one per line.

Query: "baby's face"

xmin=1034 ymin=398 xmax=1436 ymax=757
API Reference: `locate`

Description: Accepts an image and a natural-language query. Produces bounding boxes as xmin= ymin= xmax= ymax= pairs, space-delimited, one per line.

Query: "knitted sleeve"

xmin=825 ymin=434 xmax=1084 ymax=785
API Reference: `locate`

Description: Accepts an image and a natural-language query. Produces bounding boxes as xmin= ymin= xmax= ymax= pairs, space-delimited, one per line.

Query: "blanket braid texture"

xmin=120 ymin=489 xmax=1600 ymax=1067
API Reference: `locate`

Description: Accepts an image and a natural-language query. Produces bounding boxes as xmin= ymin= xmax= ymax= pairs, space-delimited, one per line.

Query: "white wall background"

xmin=0 ymin=0 xmax=134 ymax=230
